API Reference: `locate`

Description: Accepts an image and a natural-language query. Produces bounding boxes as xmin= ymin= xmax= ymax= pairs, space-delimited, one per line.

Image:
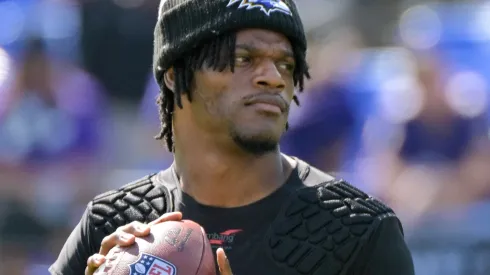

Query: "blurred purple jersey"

xmin=0 ymin=64 xmax=107 ymax=164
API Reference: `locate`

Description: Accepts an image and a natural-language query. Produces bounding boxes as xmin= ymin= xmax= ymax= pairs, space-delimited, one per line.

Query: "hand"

xmin=216 ymin=248 xmax=233 ymax=275
xmin=85 ymin=212 xmax=183 ymax=275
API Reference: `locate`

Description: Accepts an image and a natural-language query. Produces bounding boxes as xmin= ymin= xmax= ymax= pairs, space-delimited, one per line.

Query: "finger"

xmin=99 ymin=230 xmax=135 ymax=255
xmin=120 ymin=221 xmax=152 ymax=237
xmin=99 ymin=221 xmax=151 ymax=255
xmin=217 ymin=248 xmax=233 ymax=275
xmin=148 ymin=211 xmax=183 ymax=226
xmin=85 ymin=254 xmax=105 ymax=275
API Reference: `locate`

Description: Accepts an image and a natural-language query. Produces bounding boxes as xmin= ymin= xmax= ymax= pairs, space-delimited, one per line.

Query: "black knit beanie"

xmin=153 ymin=0 xmax=307 ymax=84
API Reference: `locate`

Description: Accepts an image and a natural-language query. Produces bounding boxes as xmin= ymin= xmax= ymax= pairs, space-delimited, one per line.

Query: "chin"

xmin=230 ymin=129 xmax=281 ymax=156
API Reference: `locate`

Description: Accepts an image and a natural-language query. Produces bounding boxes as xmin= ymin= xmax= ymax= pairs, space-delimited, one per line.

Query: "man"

xmin=50 ymin=0 xmax=415 ymax=274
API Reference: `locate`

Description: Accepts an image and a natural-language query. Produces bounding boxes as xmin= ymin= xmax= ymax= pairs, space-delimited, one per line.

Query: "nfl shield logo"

xmin=129 ymin=253 xmax=177 ymax=275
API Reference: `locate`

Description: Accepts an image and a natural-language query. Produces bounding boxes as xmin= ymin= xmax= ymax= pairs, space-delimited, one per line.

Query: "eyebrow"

xmin=235 ymin=44 xmax=295 ymax=59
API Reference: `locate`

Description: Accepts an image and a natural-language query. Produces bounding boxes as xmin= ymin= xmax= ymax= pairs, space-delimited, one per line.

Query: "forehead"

xmin=235 ymin=29 xmax=292 ymax=52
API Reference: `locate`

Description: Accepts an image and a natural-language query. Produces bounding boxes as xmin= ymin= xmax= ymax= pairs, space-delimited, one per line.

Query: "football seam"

xmin=194 ymin=226 xmax=209 ymax=275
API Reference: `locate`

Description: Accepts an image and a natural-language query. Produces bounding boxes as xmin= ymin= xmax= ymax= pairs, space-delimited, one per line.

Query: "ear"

xmin=164 ymin=68 xmax=175 ymax=92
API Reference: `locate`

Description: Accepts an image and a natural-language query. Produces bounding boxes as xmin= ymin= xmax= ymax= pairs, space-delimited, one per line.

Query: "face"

xmin=186 ymin=29 xmax=296 ymax=155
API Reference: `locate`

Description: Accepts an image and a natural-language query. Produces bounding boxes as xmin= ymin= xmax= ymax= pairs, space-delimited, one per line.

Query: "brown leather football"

xmin=94 ymin=220 xmax=216 ymax=275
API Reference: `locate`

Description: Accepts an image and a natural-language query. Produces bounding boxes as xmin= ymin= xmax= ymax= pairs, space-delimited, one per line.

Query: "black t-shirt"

xmin=49 ymin=158 xmax=414 ymax=275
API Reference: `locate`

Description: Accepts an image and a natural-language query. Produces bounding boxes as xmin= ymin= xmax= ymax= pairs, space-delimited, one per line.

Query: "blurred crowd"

xmin=0 ymin=0 xmax=489 ymax=274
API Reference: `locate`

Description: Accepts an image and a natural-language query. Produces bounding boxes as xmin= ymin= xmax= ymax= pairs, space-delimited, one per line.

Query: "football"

xmin=94 ymin=220 xmax=216 ymax=275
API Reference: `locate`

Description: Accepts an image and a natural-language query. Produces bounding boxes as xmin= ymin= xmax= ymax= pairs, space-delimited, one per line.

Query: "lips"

xmin=244 ymin=94 xmax=288 ymax=113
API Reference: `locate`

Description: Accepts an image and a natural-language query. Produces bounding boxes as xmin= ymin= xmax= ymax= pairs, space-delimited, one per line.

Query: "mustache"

xmin=242 ymin=93 xmax=290 ymax=113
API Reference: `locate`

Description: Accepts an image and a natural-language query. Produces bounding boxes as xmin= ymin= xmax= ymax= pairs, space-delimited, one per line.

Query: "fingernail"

xmin=120 ymin=233 xmax=132 ymax=241
xmin=95 ymin=255 xmax=104 ymax=263
xmin=137 ymin=224 xmax=149 ymax=232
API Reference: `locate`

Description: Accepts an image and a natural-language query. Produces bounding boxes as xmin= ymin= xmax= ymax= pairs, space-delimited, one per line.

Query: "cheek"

xmin=213 ymin=92 xmax=236 ymax=118
xmin=193 ymin=84 xmax=235 ymax=120
xmin=286 ymin=87 xmax=295 ymax=101
xmin=281 ymin=86 xmax=296 ymax=110
xmin=193 ymin=70 xmax=242 ymax=116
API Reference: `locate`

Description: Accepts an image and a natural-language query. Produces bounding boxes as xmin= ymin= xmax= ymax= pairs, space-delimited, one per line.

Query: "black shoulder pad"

xmin=89 ymin=174 xmax=171 ymax=235
xmin=267 ymin=179 xmax=395 ymax=275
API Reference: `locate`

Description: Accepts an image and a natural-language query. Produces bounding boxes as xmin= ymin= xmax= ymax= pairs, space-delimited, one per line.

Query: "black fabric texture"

xmin=89 ymin=175 xmax=171 ymax=235
xmin=49 ymin=158 xmax=414 ymax=275
xmin=152 ymin=0 xmax=306 ymax=83
xmin=348 ymin=216 xmax=415 ymax=275
xmin=49 ymin=175 xmax=172 ymax=275
xmin=267 ymin=179 xmax=398 ymax=275
xmin=48 ymin=206 xmax=95 ymax=275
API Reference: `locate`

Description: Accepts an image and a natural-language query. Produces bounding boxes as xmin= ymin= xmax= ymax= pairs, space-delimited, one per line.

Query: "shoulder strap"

xmin=295 ymin=158 xmax=335 ymax=187
xmin=88 ymin=173 xmax=173 ymax=235
xmin=267 ymin=179 xmax=396 ymax=275
xmin=153 ymin=165 xmax=181 ymax=212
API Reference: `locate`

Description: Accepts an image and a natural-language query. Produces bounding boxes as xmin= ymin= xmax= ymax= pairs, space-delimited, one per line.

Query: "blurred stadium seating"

xmin=0 ymin=0 xmax=488 ymax=274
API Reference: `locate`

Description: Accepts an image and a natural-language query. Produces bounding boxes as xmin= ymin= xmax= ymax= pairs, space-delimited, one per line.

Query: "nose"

xmin=253 ymin=60 xmax=286 ymax=92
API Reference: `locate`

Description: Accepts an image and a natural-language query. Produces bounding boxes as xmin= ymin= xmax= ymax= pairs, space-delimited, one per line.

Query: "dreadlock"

xmin=155 ymin=31 xmax=310 ymax=152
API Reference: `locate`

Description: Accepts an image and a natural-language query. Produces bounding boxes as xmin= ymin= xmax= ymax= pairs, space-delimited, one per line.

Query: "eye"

xmin=235 ymin=56 xmax=251 ymax=65
xmin=278 ymin=62 xmax=295 ymax=73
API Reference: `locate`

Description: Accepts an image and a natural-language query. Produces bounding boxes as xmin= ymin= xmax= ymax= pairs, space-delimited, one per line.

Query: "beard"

xmin=197 ymin=91 xmax=288 ymax=155
xmin=229 ymin=126 xmax=282 ymax=156
xmin=231 ymin=132 xmax=278 ymax=156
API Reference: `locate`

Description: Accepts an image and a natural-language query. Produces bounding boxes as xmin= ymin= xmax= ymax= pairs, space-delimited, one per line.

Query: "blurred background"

xmin=0 ymin=0 xmax=489 ymax=274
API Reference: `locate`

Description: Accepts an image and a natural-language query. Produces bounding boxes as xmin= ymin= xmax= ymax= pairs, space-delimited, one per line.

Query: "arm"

xmin=351 ymin=216 xmax=415 ymax=275
xmin=49 ymin=203 xmax=101 ymax=275
xmin=49 ymin=204 xmax=183 ymax=275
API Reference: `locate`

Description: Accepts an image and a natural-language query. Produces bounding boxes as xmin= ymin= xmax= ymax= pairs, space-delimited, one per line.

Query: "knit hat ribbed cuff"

xmin=153 ymin=0 xmax=306 ymax=83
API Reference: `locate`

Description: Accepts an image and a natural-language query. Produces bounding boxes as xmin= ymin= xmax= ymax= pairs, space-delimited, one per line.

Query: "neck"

xmin=173 ymin=136 xmax=293 ymax=208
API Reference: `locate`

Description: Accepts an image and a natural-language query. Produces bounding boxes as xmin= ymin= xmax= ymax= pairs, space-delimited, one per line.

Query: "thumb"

xmin=216 ymin=248 xmax=233 ymax=275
